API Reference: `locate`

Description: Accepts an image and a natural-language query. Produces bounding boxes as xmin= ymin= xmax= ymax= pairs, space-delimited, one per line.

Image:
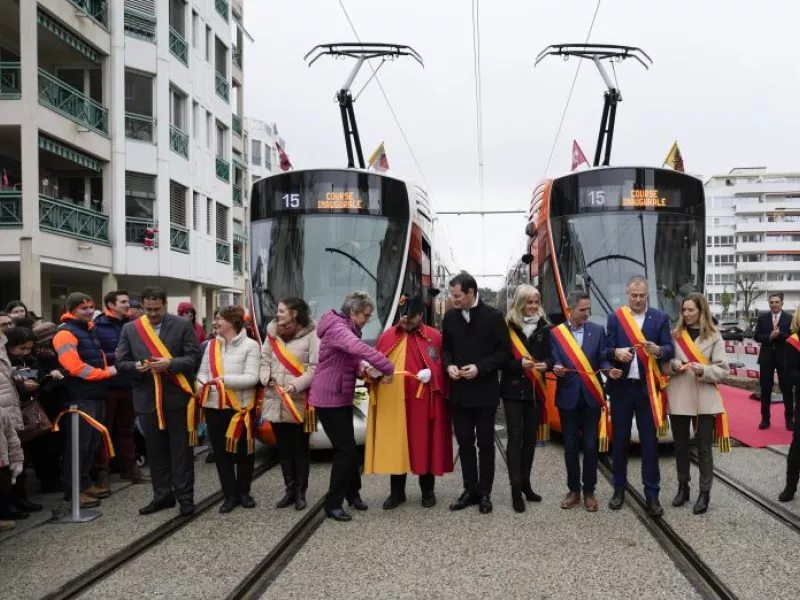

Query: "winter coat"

xmin=93 ymin=311 xmax=132 ymax=388
xmin=0 ymin=335 xmax=22 ymax=430
xmin=53 ymin=315 xmax=112 ymax=402
xmin=308 ymin=310 xmax=394 ymax=409
xmin=0 ymin=406 xmax=23 ymax=468
xmin=197 ymin=329 xmax=261 ymax=410
xmin=500 ymin=320 xmax=553 ymax=403
xmin=259 ymin=320 xmax=319 ymax=423
xmin=663 ymin=330 xmax=729 ymax=416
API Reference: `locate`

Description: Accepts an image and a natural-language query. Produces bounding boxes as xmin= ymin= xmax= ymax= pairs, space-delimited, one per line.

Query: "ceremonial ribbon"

xmin=615 ymin=307 xmax=670 ymax=436
xmin=674 ymin=330 xmax=732 ymax=453
xmin=132 ymin=316 xmax=196 ymax=433
xmin=52 ymin=408 xmax=115 ymax=458
xmin=508 ymin=326 xmax=550 ymax=442
xmin=367 ymin=370 xmax=425 ymax=412
xmin=787 ymin=333 xmax=800 ymax=354
xmin=267 ymin=334 xmax=315 ymax=433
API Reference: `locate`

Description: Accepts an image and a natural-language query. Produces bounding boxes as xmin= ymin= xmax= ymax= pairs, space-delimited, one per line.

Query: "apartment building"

xmin=0 ymin=0 xmax=250 ymax=323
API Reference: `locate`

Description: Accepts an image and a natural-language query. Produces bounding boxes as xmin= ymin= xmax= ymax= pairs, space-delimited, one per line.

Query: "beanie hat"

xmin=66 ymin=292 xmax=94 ymax=313
xmin=33 ymin=321 xmax=57 ymax=343
xmin=177 ymin=301 xmax=195 ymax=315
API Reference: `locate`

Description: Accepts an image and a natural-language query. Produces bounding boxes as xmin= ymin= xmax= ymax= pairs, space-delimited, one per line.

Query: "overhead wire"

xmin=471 ymin=0 xmax=487 ymax=280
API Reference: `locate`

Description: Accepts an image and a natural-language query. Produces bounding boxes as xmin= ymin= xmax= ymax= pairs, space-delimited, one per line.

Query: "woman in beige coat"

xmin=260 ymin=297 xmax=318 ymax=510
xmin=663 ymin=293 xmax=729 ymax=515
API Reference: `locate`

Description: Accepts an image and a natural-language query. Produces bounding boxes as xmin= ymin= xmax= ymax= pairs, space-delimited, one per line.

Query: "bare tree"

xmin=736 ymin=275 xmax=765 ymax=321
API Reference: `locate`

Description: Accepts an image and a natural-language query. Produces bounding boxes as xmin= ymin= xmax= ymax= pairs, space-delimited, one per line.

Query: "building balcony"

xmin=68 ymin=0 xmax=108 ymax=29
xmin=0 ymin=63 xmax=21 ymax=99
xmin=170 ymin=125 xmax=188 ymax=158
xmin=38 ymin=69 xmax=108 ymax=136
xmin=124 ymin=8 xmax=156 ymax=43
xmin=0 ymin=191 xmax=22 ymax=227
xmin=125 ymin=216 xmax=155 ymax=245
xmin=125 ymin=113 xmax=155 ymax=143
xmin=232 ymin=114 xmax=242 ymax=137
xmin=233 ymin=184 xmax=242 ymax=206
xmin=215 ymin=72 xmax=229 ymax=102
xmin=736 ymin=241 xmax=798 ymax=254
xmin=232 ymin=45 xmax=242 ymax=70
xmin=216 ymin=240 xmax=231 ymax=264
xmin=169 ymin=28 xmax=188 ymax=66
xmin=737 ymin=261 xmax=800 ymax=273
xmin=215 ymin=0 xmax=230 ymax=21
xmin=39 ymin=195 xmax=109 ymax=244
xmin=170 ymin=224 xmax=189 ymax=253
xmin=216 ymin=157 xmax=230 ymax=182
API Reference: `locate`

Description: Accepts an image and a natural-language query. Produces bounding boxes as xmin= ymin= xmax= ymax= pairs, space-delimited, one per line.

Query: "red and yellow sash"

xmin=267 ymin=334 xmax=315 ymax=433
xmin=787 ymin=333 xmax=800 ymax=354
xmin=197 ymin=339 xmax=255 ymax=454
xmin=674 ymin=330 xmax=732 ymax=452
xmin=132 ymin=316 xmax=196 ymax=435
xmin=508 ymin=325 xmax=549 ymax=442
xmin=551 ymin=323 xmax=611 ymax=451
xmin=52 ymin=408 xmax=115 ymax=458
xmin=615 ymin=307 xmax=669 ymax=436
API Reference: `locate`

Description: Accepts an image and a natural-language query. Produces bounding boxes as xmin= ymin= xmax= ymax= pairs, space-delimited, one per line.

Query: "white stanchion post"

xmin=55 ymin=405 xmax=102 ymax=524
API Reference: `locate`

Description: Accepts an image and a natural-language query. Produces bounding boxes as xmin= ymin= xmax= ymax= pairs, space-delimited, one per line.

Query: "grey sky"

xmin=243 ymin=0 xmax=800 ymax=288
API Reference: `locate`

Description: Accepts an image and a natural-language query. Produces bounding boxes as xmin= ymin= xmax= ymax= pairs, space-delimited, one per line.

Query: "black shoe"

xmin=779 ymin=486 xmax=796 ymax=502
xmin=421 ymin=492 xmax=437 ymax=508
xmin=219 ymin=497 xmax=240 ymax=513
xmin=12 ymin=497 xmax=43 ymax=513
xmin=693 ymin=492 xmax=709 ymax=515
xmin=347 ymin=495 xmax=368 ymax=511
xmin=758 ymin=421 xmax=770 ymax=430
xmin=511 ymin=486 xmax=525 ymax=513
xmin=325 ymin=507 xmax=352 ymax=522
xmin=672 ymin=483 xmax=690 ymax=507
xmin=449 ymin=491 xmax=480 ymax=511
xmin=275 ymin=488 xmax=295 ymax=509
xmin=179 ymin=501 xmax=195 ymax=516
xmin=241 ymin=493 xmax=256 ymax=509
xmin=294 ymin=490 xmax=306 ymax=511
xmin=0 ymin=508 xmax=29 ymax=520
xmin=478 ymin=495 xmax=493 ymax=514
xmin=205 ymin=452 xmax=216 ymax=463
xmin=139 ymin=498 xmax=176 ymax=515
xmin=646 ymin=496 xmax=664 ymax=517
xmin=521 ymin=485 xmax=542 ymax=502
xmin=608 ymin=488 xmax=625 ymax=510
xmin=382 ymin=494 xmax=406 ymax=510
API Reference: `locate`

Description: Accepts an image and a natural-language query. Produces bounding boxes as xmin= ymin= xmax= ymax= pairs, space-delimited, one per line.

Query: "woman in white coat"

xmin=663 ymin=293 xmax=730 ymax=515
xmin=197 ymin=305 xmax=261 ymax=513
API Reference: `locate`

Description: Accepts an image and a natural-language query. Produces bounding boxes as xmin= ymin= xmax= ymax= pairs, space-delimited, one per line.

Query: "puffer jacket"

xmin=259 ymin=319 xmax=319 ymax=423
xmin=197 ymin=329 xmax=261 ymax=410
xmin=0 ymin=335 xmax=22 ymax=430
xmin=0 ymin=406 xmax=23 ymax=468
xmin=308 ymin=310 xmax=394 ymax=409
xmin=93 ymin=311 xmax=132 ymax=388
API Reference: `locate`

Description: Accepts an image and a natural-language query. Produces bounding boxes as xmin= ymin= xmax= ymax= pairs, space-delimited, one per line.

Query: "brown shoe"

xmin=561 ymin=492 xmax=581 ymax=509
xmin=0 ymin=520 xmax=15 ymax=531
xmin=77 ymin=493 xmax=101 ymax=509
xmin=85 ymin=485 xmax=111 ymax=500
xmin=584 ymin=494 xmax=599 ymax=512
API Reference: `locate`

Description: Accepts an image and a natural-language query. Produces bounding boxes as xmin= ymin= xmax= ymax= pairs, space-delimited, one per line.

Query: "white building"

xmin=0 ymin=0 xmax=250 ymax=324
xmin=246 ymin=118 xmax=286 ymax=185
xmin=705 ymin=168 xmax=800 ymax=319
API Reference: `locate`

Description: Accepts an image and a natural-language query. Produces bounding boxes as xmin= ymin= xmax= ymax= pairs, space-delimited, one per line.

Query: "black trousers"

xmin=671 ymin=414 xmax=715 ymax=493
xmin=206 ymin=408 xmax=256 ymax=500
xmin=62 ymin=398 xmax=105 ymax=497
xmin=452 ymin=405 xmax=497 ymax=496
xmin=316 ymin=405 xmax=361 ymax=510
xmin=503 ymin=399 xmax=539 ymax=489
xmin=760 ymin=361 xmax=794 ymax=423
xmin=139 ymin=407 xmax=195 ymax=503
xmin=391 ymin=473 xmax=435 ymax=497
xmin=272 ymin=422 xmax=310 ymax=491
xmin=0 ymin=466 xmax=12 ymax=518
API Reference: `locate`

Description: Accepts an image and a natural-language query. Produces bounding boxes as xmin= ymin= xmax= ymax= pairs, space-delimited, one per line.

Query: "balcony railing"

xmin=216 ymin=157 xmax=230 ymax=182
xmin=125 ymin=112 xmax=155 ymax=143
xmin=0 ymin=191 xmax=22 ymax=227
xmin=232 ymin=113 xmax=242 ymax=137
xmin=123 ymin=8 xmax=156 ymax=43
xmin=68 ymin=0 xmax=108 ymax=28
xmin=169 ymin=28 xmax=188 ymax=66
xmin=216 ymin=240 xmax=231 ymax=264
xmin=215 ymin=0 xmax=230 ymax=21
xmin=233 ymin=251 xmax=243 ymax=275
xmin=0 ymin=63 xmax=21 ymax=99
xmin=232 ymin=46 xmax=242 ymax=70
xmin=39 ymin=195 xmax=109 ymax=244
xmin=170 ymin=125 xmax=188 ymax=158
xmin=38 ymin=69 xmax=108 ymax=135
xmin=233 ymin=184 xmax=242 ymax=206
xmin=215 ymin=72 xmax=229 ymax=102
xmin=170 ymin=224 xmax=190 ymax=253
xmin=125 ymin=216 xmax=154 ymax=245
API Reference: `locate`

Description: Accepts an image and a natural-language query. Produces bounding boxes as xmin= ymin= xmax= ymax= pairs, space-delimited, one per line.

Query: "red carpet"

xmin=719 ymin=385 xmax=793 ymax=448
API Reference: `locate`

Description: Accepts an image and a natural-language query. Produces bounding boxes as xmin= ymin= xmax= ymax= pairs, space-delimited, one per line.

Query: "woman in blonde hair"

xmin=779 ymin=309 xmax=800 ymax=502
xmin=663 ymin=292 xmax=729 ymax=515
xmin=499 ymin=285 xmax=551 ymax=512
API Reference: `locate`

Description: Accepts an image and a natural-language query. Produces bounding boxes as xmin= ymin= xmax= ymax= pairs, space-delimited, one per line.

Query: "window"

xmin=216 ymin=121 xmax=226 ymax=158
xmin=192 ymin=192 xmax=199 ymax=231
xmin=124 ymin=70 xmax=154 ymax=142
xmin=206 ymin=111 xmax=213 ymax=149
xmin=169 ymin=86 xmax=187 ymax=131
xmin=216 ymin=203 xmax=229 ymax=241
xmin=125 ymin=172 xmax=156 ymax=219
xmin=169 ymin=180 xmax=187 ymax=226
xmin=206 ymin=198 xmax=212 ymax=235
xmin=740 ymin=254 xmax=761 ymax=263
xmin=124 ymin=0 xmax=157 ymax=42
xmin=264 ymin=145 xmax=272 ymax=170
xmin=192 ymin=11 xmax=199 ymax=47
xmin=192 ymin=101 xmax=200 ymax=140
xmin=168 ymin=0 xmax=185 ymax=35
xmin=206 ymin=25 xmax=212 ymax=62
xmin=251 ymin=139 xmax=261 ymax=166
xmin=767 ymin=254 xmax=800 ymax=262
xmin=215 ymin=36 xmax=227 ymax=76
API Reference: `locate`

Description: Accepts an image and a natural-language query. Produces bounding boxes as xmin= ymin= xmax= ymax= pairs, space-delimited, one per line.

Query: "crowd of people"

xmin=0 ymin=272 xmax=799 ymax=533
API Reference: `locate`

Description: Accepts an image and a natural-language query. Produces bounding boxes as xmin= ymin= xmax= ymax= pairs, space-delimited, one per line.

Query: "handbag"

xmin=19 ymin=398 xmax=52 ymax=442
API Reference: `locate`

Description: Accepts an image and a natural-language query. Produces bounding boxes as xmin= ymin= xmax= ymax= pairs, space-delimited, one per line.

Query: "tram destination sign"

xmin=578 ymin=184 xmax=682 ymax=210
xmin=273 ymin=187 xmax=381 ymax=214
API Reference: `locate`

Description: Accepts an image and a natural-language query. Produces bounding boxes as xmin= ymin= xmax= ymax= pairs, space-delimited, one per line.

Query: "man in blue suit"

xmin=754 ymin=293 xmax=794 ymax=430
xmin=605 ymin=275 xmax=674 ymax=516
xmin=551 ymin=291 xmax=622 ymax=512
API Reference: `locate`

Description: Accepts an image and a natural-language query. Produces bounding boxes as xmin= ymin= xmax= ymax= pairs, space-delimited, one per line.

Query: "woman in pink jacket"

xmin=309 ymin=291 xmax=394 ymax=522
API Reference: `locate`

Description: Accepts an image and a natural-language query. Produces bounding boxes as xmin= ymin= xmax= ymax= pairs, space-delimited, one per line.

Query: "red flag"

xmin=276 ymin=141 xmax=292 ymax=172
xmin=1 ymin=169 xmax=8 ymax=188
xmin=571 ymin=140 xmax=590 ymax=171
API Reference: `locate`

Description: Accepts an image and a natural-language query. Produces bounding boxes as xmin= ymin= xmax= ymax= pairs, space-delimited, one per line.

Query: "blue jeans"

xmin=558 ymin=401 xmax=600 ymax=494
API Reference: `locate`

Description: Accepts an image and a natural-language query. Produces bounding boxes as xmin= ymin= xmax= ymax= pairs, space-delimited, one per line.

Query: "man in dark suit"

xmin=605 ymin=276 xmax=674 ymax=516
xmin=442 ymin=272 xmax=511 ymax=514
xmin=755 ymin=293 xmax=795 ymax=430
xmin=551 ymin=291 xmax=621 ymax=512
xmin=116 ymin=285 xmax=200 ymax=516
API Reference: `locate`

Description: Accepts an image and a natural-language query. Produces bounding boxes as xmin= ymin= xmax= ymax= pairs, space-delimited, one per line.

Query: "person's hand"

xmin=615 ymin=348 xmax=634 ymax=363
xmin=608 ymin=368 xmax=623 ymax=380
xmin=149 ymin=357 xmax=171 ymax=373
xmin=381 ymin=374 xmax=394 ymax=385
xmin=50 ymin=370 xmax=64 ymax=381
xmin=670 ymin=359 xmax=684 ymax=372
xmin=135 ymin=360 xmax=151 ymax=374
xmin=521 ymin=357 xmax=534 ymax=370
xmin=690 ymin=362 xmax=704 ymax=376
xmin=365 ymin=366 xmax=382 ymax=379
xmin=23 ymin=379 xmax=39 ymax=392
xmin=460 ymin=365 xmax=478 ymax=380
xmin=553 ymin=364 xmax=566 ymax=377
xmin=447 ymin=365 xmax=461 ymax=381
xmin=283 ymin=383 xmax=296 ymax=394
xmin=770 ymin=329 xmax=780 ymax=340
xmin=417 ymin=369 xmax=432 ymax=384
xmin=534 ymin=362 xmax=548 ymax=372
xmin=10 ymin=462 xmax=23 ymax=485
xmin=643 ymin=341 xmax=661 ymax=356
